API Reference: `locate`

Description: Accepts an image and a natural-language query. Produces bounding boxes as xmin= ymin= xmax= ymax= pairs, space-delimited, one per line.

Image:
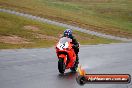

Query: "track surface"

xmin=0 ymin=43 xmax=132 ymax=88
xmin=0 ymin=8 xmax=132 ymax=42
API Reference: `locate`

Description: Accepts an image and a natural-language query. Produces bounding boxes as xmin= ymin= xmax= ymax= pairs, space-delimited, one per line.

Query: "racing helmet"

xmin=64 ymin=29 xmax=72 ymax=38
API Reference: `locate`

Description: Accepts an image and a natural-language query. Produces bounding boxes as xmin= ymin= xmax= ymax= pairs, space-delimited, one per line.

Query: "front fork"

xmin=58 ymin=54 xmax=67 ymax=64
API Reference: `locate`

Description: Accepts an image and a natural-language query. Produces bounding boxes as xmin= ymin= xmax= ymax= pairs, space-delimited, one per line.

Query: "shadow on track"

xmin=54 ymin=72 xmax=78 ymax=88
xmin=57 ymin=72 xmax=77 ymax=80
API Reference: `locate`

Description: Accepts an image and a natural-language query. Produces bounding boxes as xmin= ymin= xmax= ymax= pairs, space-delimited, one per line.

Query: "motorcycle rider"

xmin=63 ymin=29 xmax=79 ymax=65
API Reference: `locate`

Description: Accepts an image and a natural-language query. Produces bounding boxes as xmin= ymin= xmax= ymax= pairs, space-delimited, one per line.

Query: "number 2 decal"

xmin=60 ymin=44 xmax=65 ymax=49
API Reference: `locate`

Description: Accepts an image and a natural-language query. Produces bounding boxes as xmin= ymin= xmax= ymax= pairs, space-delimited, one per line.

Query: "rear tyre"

xmin=70 ymin=61 xmax=78 ymax=72
xmin=70 ymin=55 xmax=79 ymax=72
xmin=58 ymin=59 xmax=65 ymax=74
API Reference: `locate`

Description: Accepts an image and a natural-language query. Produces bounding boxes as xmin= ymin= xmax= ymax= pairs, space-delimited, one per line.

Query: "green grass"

xmin=0 ymin=12 xmax=120 ymax=49
xmin=0 ymin=0 xmax=132 ymax=38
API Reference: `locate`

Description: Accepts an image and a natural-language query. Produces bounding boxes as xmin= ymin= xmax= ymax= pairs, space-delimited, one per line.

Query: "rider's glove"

xmin=72 ymin=45 xmax=76 ymax=49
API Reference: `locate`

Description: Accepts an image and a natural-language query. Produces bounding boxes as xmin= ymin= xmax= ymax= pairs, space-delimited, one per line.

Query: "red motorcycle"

xmin=56 ymin=37 xmax=79 ymax=74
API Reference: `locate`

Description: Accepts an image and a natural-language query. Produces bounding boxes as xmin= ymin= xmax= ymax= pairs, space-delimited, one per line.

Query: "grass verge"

xmin=0 ymin=0 xmax=132 ymax=38
xmin=0 ymin=12 xmax=120 ymax=49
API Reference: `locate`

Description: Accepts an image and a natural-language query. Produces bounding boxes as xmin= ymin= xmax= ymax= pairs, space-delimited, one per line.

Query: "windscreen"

xmin=59 ymin=37 xmax=72 ymax=44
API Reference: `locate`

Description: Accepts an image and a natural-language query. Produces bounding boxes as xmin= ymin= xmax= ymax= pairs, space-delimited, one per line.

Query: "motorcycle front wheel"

xmin=58 ymin=59 xmax=65 ymax=74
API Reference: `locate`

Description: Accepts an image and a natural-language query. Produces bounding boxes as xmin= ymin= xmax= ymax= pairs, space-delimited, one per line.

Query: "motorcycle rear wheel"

xmin=58 ymin=59 xmax=65 ymax=74
xmin=70 ymin=61 xmax=78 ymax=72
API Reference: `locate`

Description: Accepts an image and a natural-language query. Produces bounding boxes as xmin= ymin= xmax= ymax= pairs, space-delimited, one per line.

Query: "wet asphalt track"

xmin=0 ymin=43 xmax=132 ymax=88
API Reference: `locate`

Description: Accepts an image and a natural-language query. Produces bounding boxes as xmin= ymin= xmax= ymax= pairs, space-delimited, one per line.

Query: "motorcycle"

xmin=55 ymin=37 xmax=79 ymax=74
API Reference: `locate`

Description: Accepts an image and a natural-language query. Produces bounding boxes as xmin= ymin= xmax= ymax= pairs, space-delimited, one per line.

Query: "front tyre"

xmin=58 ymin=59 xmax=65 ymax=74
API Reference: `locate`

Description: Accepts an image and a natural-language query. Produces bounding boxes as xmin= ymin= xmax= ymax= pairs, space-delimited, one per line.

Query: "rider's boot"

xmin=75 ymin=54 xmax=79 ymax=66
xmin=76 ymin=55 xmax=79 ymax=63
